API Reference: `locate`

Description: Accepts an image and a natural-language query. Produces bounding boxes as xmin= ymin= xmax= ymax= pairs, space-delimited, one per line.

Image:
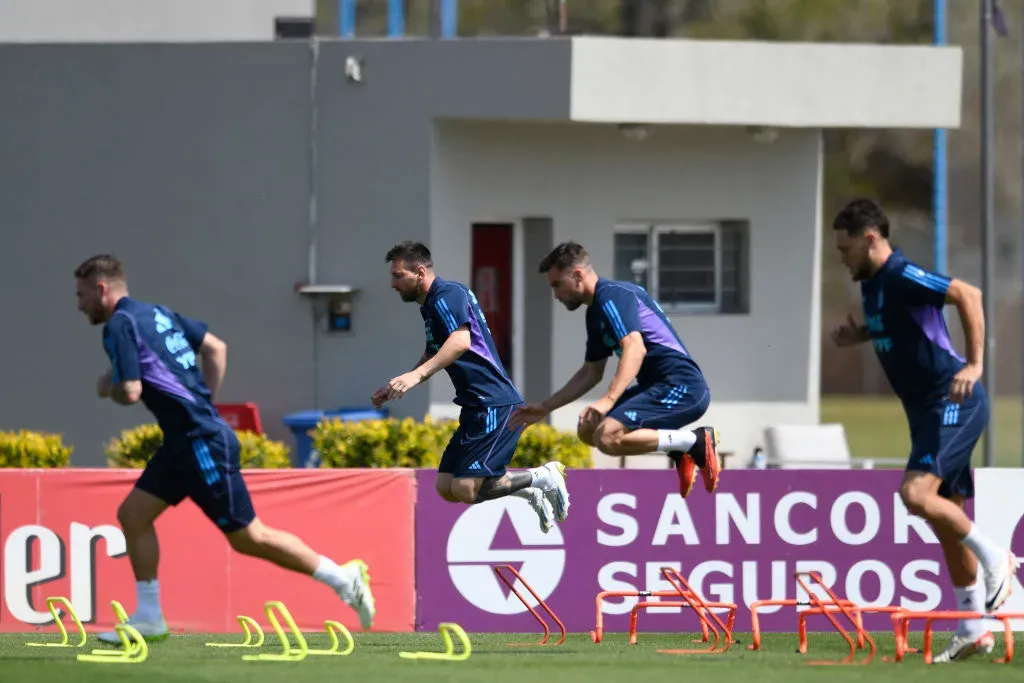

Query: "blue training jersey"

xmin=584 ymin=278 xmax=707 ymax=390
xmin=420 ymin=277 xmax=523 ymax=408
xmin=860 ymin=249 xmax=965 ymax=409
xmin=102 ymin=296 xmax=228 ymax=443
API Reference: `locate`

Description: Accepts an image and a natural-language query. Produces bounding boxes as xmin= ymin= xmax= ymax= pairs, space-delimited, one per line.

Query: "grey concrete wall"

xmin=0 ymin=38 xmax=572 ymax=466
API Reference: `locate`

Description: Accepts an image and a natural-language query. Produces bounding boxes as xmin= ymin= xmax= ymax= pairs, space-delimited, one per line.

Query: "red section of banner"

xmin=0 ymin=468 xmax=416 ymax=633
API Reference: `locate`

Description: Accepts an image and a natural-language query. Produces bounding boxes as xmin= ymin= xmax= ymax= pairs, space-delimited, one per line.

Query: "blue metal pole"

xmin=934 ymin=0 xmax=948 ymax=275
xmin=388 ymin=0 xmax=405 ymax=37
xmin=441 ymin=0 xmax=458 ymax=38
xmin=339 ymin=0 xmax=356 ymax=37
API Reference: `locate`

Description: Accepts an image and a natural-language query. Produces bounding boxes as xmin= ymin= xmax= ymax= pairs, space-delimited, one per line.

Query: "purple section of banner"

xmin=415 ymin=469 xmax=970 ymax=634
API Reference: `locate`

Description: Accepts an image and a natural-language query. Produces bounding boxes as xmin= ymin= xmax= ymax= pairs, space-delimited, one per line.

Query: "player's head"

xmin=74 ymin=254 xmax=128 ymax=325
xmin=385 ymin=241 xmax=434 ymax=303
xmin=832 ymin=198 xmax=892 ymax=281
xmin=538 ymin=241 xmax=597 ymax=311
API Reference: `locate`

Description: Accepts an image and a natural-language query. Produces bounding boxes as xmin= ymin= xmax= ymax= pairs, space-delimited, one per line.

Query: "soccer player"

xmin=509 ymin=241 xmax=720 ymax=499
xmin=829 ymin=198 xmax=1018 ymax=662
xmin=75 ymin=254 xmax=375 ymax=643
xmin=371 ymin=241 xmax=570 ymax=532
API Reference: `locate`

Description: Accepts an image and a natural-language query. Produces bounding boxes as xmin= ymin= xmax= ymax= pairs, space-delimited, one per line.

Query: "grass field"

xmin=2 ymin=630 xmax=1022 ymax=681
xmin=820 ymin=395 xmax=1024 ymax=468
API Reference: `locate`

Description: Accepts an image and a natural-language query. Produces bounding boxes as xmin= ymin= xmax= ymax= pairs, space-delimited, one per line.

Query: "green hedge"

xmin=311 ymin=416 xmax=592 ymax=469
xmin=0 ymin=430 xmax=73 ymax=467
xmin=105 ymin=424 xmax=292 ymax=469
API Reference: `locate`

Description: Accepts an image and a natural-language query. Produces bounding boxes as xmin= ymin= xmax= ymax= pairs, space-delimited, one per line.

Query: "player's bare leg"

xmin=98 ymin=489 xmax=171 ymax=643
xmin=226 ymin=518 xmax=375 ymax=629
xmin=435 ymin=473 xmax=462 ymax=503
xmin=592 ymin=418 xmax=720 ymax=496
xmin=901 ymin=472 xmax=1018 ymax=612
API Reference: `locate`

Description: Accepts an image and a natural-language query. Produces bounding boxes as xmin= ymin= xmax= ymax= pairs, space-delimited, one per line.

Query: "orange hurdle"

xmin=798 ymin=605 xmax=914 ymax=656
xmin=493 ymin=564 xmax=566 ymax=646
xmin=656 ymin=566 xmax=738 ymax=655
xmin=793 ymin=571 xmax=876 ymax=665
xmin=591 ymin=590 xmax=711 ymax=644
xmin=889 ymin=609 xmax=1020 ymax=664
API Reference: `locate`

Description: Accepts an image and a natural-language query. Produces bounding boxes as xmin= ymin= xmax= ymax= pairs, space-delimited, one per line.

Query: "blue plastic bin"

xmin=282 ymin=406 xmax=388 ymax=467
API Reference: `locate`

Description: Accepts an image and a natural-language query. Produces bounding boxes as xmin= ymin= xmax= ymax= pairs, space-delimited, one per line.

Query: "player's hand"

xmin=97 ymin=369 xmax=113 ymax=398
xmin=949 ymin=363 xmax=982 ymax=403
xmin=581 ymin=397 xmax=614 ymax=427
xmin=509 ymin=403 xmax=550 ymax=430
xmin=830 ymin=313 xmax=866 ymax=347
xmin=385 ymin=371 xmax=422 ymax=402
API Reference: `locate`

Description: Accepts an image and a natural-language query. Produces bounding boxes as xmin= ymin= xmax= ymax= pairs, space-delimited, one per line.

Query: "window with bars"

xmin=613 ymin=221 xmax=750 ymax=314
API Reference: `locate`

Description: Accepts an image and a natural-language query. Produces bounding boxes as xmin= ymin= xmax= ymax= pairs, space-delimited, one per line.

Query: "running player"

xmin=372 ymin=241 xmax=570 ymax=532
xmin=509 ymin=241 xmax=720 ymax=498
xmin=830 ymin=198 xmax=1018 ymax=662
xmin=75 ymin=254 xmax=375 ymax=642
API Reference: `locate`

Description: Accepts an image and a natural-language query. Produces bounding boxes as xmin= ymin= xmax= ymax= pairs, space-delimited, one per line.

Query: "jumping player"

xmin=830 ymin=198 xmax=1018 ymax=662
xmin=372 ymin=241 xmax=570 ymax=532
xmin=509 ymin=241 xmax=720 ymax=498
xmin=75 ymin=254 xmax=375 ymax=643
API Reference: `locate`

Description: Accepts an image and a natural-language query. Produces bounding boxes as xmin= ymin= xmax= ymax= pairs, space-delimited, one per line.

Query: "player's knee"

xmin=448 ymin=478 xmax=478 ymax=504
xmin=594 ymin=422 xmax=625 ymax=454
xmin=899 ymin=481 xmax=930 ymax=517
xmin=434 ymin=479 xmax=461 ymax=503
xmin=117 ymin=499 xmax=154 ymax=536
xmin=226 ymin=520 xmax=267 ymax=556
xmin=577 ymin=421 xmax=597 ymax=446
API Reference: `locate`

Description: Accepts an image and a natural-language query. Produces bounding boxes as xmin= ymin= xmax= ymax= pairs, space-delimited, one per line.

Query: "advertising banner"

xmin=973 ymin=468 xmax=1024 ymax=630
xmin=0 ymin=468 xmax=416 ymax=633
xmin=415 ymin=469 xmax=966 ymax=633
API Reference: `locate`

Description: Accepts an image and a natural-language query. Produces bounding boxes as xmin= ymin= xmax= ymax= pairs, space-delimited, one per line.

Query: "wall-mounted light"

xmin=617 ymin=123 xmax=650 ymax=142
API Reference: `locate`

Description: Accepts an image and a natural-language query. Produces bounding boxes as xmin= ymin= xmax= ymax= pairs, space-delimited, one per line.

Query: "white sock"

xmin=961 ymin=524 xmax=1007 ymax=572
xmin=313 ymin=556 xmax=353 ymax=596
xmin=953 ymin=581 xmax=985 ymax=637
xmin=135 ymin=580 xmax=162 ymax=621
xmin=657 ymin=429 xmax=696 ymax=452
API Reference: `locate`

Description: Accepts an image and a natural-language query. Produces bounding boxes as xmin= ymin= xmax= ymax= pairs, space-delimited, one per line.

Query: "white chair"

xmin=762 ymin=423 xmax=904 ymax=469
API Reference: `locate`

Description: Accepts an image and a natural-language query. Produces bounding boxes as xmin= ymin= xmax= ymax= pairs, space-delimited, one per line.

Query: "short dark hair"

xmin=74 ymin=254 xmax=126 ymax=282
xmin=832 ymin=198 xmax=890 ymax=239
xmin=385 ymin=241 xmax=433 ymax=268
xmin=538 ymin=241 xmax=589 ymax=273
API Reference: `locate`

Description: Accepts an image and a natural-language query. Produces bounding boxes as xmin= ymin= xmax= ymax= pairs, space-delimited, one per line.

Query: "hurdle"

xmin=791 ymin=570 xmax=875 ymax=665
xmin=591 ymin=590 xmax=711 ymax=644
xmin=655 ymin=566 xmax=737 ymax=655
xmin=889 ymin=609 xmax=1021 ymax=664
xmin=493 ymin=564 xmax=566 ymax=646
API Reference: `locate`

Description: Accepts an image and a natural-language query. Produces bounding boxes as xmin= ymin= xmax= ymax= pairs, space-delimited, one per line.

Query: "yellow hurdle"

xmin=25 ymin=597 xmax=87 ymax=648
xmin=77 ymin=624 xmax=148 ymax=664
xmin=205 ymin=616 xmax=265 ymax=648
xmin=306 ymin=620 xmax=354 ymax=656
xmin=77 ymin=600 xmax=148 ymax=664
xmin=398 ymin=622 xmax=471 ymax=661
xmin=241 ymin=601 xmax=309 ymax=662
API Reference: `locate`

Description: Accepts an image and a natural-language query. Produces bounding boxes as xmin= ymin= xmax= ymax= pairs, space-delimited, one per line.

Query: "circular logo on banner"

xmin=1010 ymin=515 xmax=1024 ymax=586
xmin=446 ymin=498 xmax=565 ymax=615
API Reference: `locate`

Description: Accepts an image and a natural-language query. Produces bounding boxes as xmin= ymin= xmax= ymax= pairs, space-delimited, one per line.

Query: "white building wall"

xmin=429 ymin=120 xmax=823 ymax=468
xmin=0 ymin=0 xmax=313 ymax=42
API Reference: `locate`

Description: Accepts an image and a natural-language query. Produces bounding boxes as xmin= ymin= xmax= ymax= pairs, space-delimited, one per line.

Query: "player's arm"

xmin=538 ymin=359 xmax=607 ymax=413
xmin=598 ymin=291 xmax=646 ymax=404
xmin=176 ymin=313 xmax=227 ymax=400
xmin=946 ymin=278 xmax=984 ymax=371
xmin=413 ymin=327 xmax=470 ymax=381
xmin=101 ymin=315 xmax=142 ymax=405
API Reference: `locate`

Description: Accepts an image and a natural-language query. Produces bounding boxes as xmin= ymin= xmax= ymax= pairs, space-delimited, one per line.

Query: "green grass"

xmin=1 ymin=630 xmax=1021 ymax=681
xmin=821 ymin=395 xmax=1024 ymax=468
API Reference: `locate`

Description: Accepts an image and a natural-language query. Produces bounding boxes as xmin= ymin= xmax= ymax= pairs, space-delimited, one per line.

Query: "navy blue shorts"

xmin=439 ymin=403 xmax=524 ymax=478
xmin=906 ymin=384 xmax=989 ymax=500
xmin=135 ymin=427 xmax=256 ymax=533
xmin=607 ymin=382 xmax=711 ymax=431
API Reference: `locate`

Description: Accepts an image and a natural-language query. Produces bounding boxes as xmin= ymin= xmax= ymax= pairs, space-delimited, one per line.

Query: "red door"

xmin=471 ymin=223 xmax=513 ymax=376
